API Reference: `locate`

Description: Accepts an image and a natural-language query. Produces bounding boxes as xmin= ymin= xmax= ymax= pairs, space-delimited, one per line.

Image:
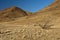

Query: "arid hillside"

xmin=4 ymin=0 xmax=60 ymax=27
xmin=0 ymin=0 xmax=60 ymax=40
xmin=0 ymin=6 xmax=32 ymax=22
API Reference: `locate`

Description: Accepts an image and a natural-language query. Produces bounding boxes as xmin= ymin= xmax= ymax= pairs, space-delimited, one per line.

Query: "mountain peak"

xmin=0 ymin=6 xmax=30 ymax=22
xmin=10 ymin=6 xmax=20 ymax=10
xmin=3 ymin=6 xmax=21 ymax=11
xmin=11 ymin=6 xmax=18 ymax=8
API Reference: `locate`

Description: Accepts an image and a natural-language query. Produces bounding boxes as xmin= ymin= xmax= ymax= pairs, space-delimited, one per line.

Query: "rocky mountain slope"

xmin=0 ymin=0 xmax=60 ymax=40
xmin=0 ymin=6 xmax=32 ymax=22
xmin=5 ymin=0 xmax=60 ymax=26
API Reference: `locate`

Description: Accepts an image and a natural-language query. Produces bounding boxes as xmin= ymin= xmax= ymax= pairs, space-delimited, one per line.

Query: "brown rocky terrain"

xmin=0 ymin=6 xmax=32 ymax=22
xmin=0 ymin=0 xmax=60 ymax=40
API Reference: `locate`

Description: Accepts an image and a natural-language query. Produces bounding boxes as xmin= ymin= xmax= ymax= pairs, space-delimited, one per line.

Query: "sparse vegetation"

xmin=39 ymin=20 xmax=53 ymax=29
xmin=39 ymin=17 xmax=54 ymax=29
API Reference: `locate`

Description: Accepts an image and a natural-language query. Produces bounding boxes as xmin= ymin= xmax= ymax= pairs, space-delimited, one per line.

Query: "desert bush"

xmin=39 ymin=16 xmax=54 ymax=29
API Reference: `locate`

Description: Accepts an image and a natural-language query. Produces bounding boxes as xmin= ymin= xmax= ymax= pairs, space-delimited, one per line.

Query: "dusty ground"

xmin=0 ymin=24 xmax=60 ymax=40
